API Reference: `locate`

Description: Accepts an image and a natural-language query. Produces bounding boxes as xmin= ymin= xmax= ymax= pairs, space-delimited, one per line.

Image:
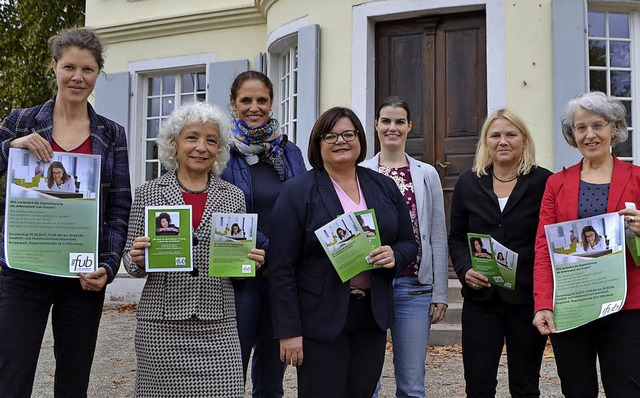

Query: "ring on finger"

xmin=630 ymin=216 xmax=636 ymax=223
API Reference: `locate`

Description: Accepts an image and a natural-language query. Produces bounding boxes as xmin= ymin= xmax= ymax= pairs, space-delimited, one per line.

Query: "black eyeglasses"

xmin=320 ymin=130 xmax=358 ymax=144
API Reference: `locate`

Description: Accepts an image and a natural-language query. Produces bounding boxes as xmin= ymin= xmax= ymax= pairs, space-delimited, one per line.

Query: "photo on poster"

xmin=212 ymin=214 xmax=256 ymax=242
xmin=492 ymin=241 xmax=515 ymax=270
xmin=154 ymin=211 xmax=181 ymax=236
xmin=317 ymin=214 xmax=361 ymax=253
xmin=545 ymin=213 xmax=624 ymax=266
xmin=8 ymin=150 xmax=99 ymax=200
xmin=470 ymin=236 xmax=493 ymax=259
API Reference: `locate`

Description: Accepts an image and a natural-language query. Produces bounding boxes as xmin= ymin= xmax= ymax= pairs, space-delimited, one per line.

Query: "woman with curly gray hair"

xmin=534 ymin=91 xmax=640 ymax=397
xmin=123 ymin=101 xmax=265 ymax=397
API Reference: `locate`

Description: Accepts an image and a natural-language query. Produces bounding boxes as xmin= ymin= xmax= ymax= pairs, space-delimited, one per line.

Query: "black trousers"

xmin=550 ymin=309 xmax=640 ymax=398
xmin=461 ymin=293 xmax=547 ymax=398
xmin=296 ymin=294 xmax=387 ymax=398
xmin=0 ymin=267 xmax=105 ymax=398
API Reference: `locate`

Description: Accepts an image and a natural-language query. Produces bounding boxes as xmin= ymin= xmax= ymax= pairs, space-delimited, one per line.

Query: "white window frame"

xmin=128 ymin=54 xmax=214 ymax=188
xmin=587 ymin=5 xmax=637 ymax=163
xmin=274 ymin=42 xmax=298 ymax=142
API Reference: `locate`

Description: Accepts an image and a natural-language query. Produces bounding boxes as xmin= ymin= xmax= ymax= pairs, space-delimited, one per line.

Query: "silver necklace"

xmin=176 ymin=173 xmax=211 ymax=194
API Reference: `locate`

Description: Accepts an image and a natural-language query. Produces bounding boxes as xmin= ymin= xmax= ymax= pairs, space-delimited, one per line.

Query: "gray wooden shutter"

xmin=94 ymin=72 xmax=130 ymax=138
xmin=297 ymin=24 xmax=320 ymax=156
xmin=207 ymin=60 xmax=249 ymax=116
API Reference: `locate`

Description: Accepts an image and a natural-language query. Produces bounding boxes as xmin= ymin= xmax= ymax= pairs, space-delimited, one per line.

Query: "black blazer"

xmin=269 ymin=167 xmax=418 ymax=341
xmin=448 ymin=166 xmax=552 ymax=304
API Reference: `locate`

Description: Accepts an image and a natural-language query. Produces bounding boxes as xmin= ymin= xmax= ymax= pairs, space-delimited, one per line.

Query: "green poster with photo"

xmin=545 ymin=212 xmax=627 ymax=332
xmin=4 ymin=149 xmax=100 ymax=277
xmin=209 ymin=213 xmax=258 ymax=277
xmin=316 ymin=211 xmax=377 ymax=282
xmin=145 ymin=205 xmax=193 ymax=272
xmin=467 ymin=233 xmax=518 ymax=290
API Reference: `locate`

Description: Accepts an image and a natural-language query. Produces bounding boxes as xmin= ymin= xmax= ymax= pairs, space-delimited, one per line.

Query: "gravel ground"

xmin=32 ymin=305 xmax=604 ymax=397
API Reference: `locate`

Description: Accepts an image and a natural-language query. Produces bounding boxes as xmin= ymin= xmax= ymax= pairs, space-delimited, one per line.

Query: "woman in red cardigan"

xmin=533 ymin=91 xmax=640 ymax=397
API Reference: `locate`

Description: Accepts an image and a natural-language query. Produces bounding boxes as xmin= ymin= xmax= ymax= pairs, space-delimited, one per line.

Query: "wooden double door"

xmin=375 ymin=10 xmax=487 ymax=230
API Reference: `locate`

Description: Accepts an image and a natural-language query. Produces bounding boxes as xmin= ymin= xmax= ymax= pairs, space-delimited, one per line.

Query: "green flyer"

xmin=316 ymin=211 xmax=377 ymax=282
xmin=4 ymin=148 xmax=100 ymax=277
xmin=209 ymin=213 xmax=258 ymax=277
xmin=544 ymin=212 xmax=627 ymax=332
xmin=145 ymin=205 xmax=193 ymax=272
xmin=467 ymin=233 xmax=518 ymax=290
xmin=355 ymin=209 xmax=381 ymax=249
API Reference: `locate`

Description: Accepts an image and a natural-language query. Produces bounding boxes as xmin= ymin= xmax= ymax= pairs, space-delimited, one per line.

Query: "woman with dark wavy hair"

xmin=46 ymin=161 xmax=75 ymax=191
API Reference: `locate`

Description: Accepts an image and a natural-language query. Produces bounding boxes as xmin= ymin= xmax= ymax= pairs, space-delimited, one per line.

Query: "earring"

xmin=231 ymin=110 xmax=238 ymax=118
xmin=269 ymin=110 xmax=274 ymax=118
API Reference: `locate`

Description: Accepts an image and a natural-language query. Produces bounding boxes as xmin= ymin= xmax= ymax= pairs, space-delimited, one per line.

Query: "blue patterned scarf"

xmin=229 ymin=118 xmax=287 ymax=180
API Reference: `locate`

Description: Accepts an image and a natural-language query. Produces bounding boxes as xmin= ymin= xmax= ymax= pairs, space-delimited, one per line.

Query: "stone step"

xmin=430 ymin=278 xmax=462 ymax=346
xmin=429 ymin=322 xmax=462 ymax=346
xmin=104 ymin=269 xmax=145 ymax=305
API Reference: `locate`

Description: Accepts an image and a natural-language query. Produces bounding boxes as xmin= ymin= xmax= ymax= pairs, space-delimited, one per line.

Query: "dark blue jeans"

xmin=0 ymin=267 xmax=105 ymax=398
xmin=234 ymin=274 xmax=286 ymax=398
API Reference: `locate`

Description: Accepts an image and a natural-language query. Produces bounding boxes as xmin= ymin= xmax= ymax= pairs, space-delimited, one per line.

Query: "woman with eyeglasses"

xmin=268 ymin=106 xmax=417 ymax=397
xmin=533 ymin=91 xmax=640 ymax=397
xmin=46 ymin=161 xmax=76 ymax=192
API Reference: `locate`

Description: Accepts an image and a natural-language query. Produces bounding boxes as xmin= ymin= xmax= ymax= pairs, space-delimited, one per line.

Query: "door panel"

xmin=376 ymin=11 xmax=487 ymax=275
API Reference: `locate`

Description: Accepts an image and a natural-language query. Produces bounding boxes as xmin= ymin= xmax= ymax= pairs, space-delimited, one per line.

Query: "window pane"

xmin=147 ymin=119 xmax=159 ymax=138
xmin=162 ymin=97 xmax=175 ymax=115
xmin=611 ymin=70 xmax=631 ymax=97
xmin=610 ymin=41 xmax=630 ymax=68
xmin=146 ymin=141 xmax=158 ymax=159
xmin=180 ymin=94 xmax=192 ymax=105
xmin=196 ymin=93 xmax=205 ymax=102
xmin=162 ymin=75 xmax=175 ymax=95
xmin=613 ymin=131 xmax=632 ymax=157
xmin=589 ymin=70 xmax=607 ymax=92
xmin=588 ymin=12 xmax=605 ymax=37
xmin=181 ymin=73 xmax=195 ymax=93
xmin=589 ymin=40 xmax=606 ymax=67
xmin=197 ymin=73 xmax=207 ymax=92
xmin=145 ymin=161 xmax=159 ymax=181
xmin=622 ymin=100 xmax=632 ymax=127
xmin=148 ymin=98 xmax=160 ymax=117
xmin=149 ymin=77 xmax=161 ymax=96
xmin=609 ymin=13 xmax=629 ymax=39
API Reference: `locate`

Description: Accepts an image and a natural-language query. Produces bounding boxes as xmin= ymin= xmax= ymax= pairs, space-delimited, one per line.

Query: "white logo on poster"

xmin=69 ymin=253 xmax=95 ymax=273
xmin=600 ymin=300 xmax=623 ymax=317
xmin=242 ymin=264 xmax=252 ymax=274
xmin=175 ymin=257 xmax=187 ymax=266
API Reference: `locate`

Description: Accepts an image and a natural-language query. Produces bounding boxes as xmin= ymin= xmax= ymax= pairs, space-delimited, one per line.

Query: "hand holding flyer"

xmin=467 ymin=233 xmax=518 ymax=290
xmin=315 ymin=210 xmax=379 ymax=282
